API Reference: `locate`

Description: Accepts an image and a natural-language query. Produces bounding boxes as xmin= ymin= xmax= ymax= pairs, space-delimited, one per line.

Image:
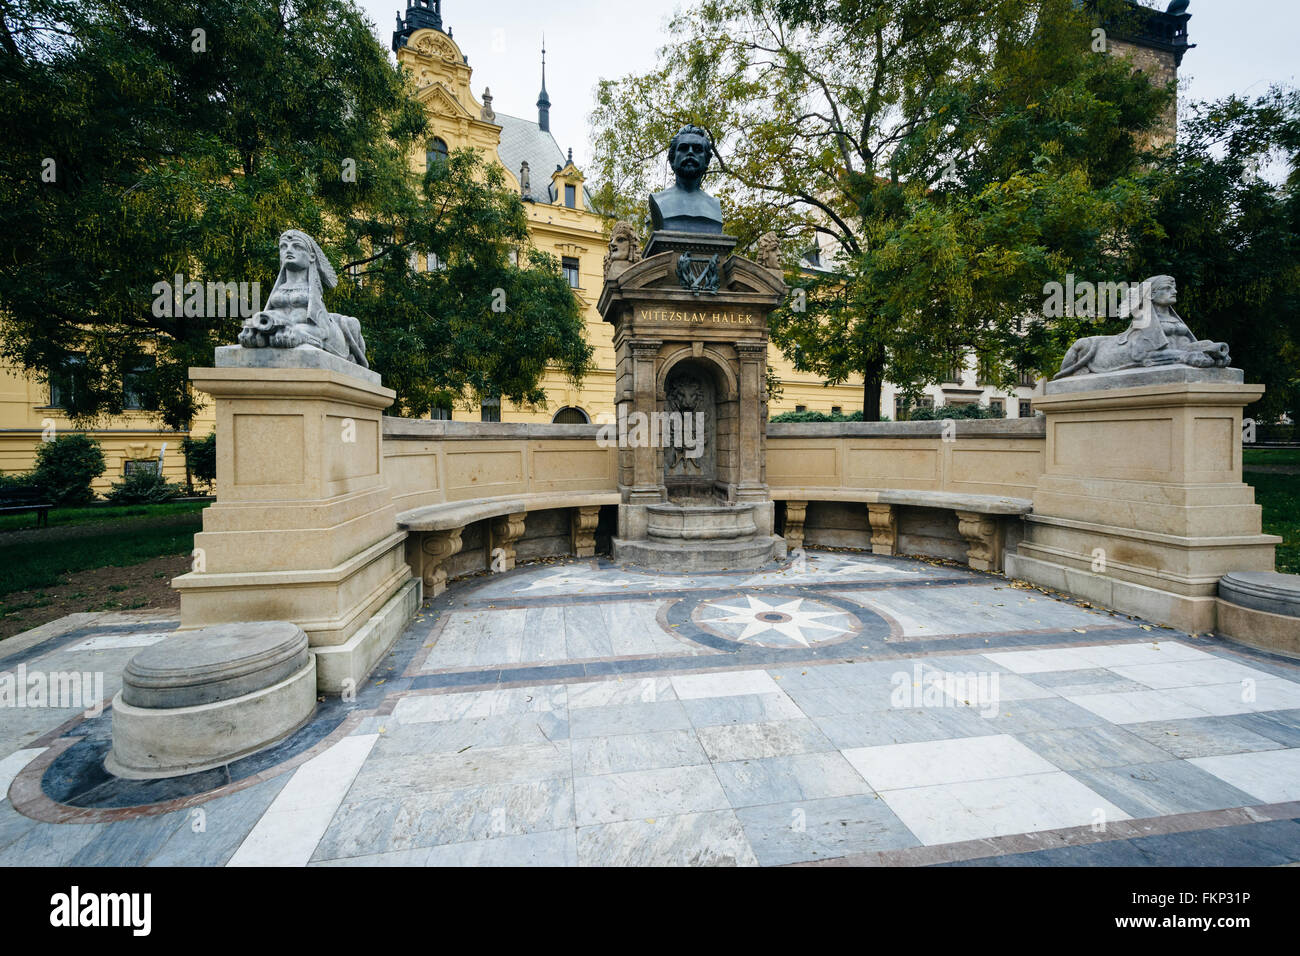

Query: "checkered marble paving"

xmin=2 ymin=552 xmax=1299 ymax=867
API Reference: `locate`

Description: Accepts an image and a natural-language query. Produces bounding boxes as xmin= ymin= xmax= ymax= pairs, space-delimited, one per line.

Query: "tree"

xmin=590 ymin=0 xmax=1171 ymax=418
xmin=0 ymin=0 xmax=590 ymax=426
xmin=1127 ymin=87 xmax=1300 ymax=423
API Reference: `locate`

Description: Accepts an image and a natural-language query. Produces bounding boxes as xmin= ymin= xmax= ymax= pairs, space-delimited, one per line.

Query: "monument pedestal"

xmin=171 ymin=347 xmax=418 ymax=693
xmin=1005 ymin=368 xmax=1280 ymax=633
xmin=599 ymin=230 xmax=787 ymax=571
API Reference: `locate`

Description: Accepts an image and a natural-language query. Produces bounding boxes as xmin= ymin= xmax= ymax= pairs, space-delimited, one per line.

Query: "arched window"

xmin=427 ymin=138 xmax=449 ymax=169
xmin=552 ymin=406 xmax=589 ymax=424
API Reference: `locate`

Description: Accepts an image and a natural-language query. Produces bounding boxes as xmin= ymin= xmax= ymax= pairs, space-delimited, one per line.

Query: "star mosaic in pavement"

xmin=693 ymin=594 xmax=858 ymax=648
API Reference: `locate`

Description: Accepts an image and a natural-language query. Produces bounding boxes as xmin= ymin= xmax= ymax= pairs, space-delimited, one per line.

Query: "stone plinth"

xmin=171 ymin=347 xmax=416 ymax=693
xmin=107 ymin=622 xmax=317 ymax=779
xmin=598 ymin=230 xmax=786 ymax=571
xmin=1005 ymin=369 xmax=1280 ymax=633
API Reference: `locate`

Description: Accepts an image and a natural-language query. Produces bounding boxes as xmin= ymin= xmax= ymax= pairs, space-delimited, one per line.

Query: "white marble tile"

xmin=566 ymin=677 xmax=676 ymax=710
xmin=228 ymin=733 xmax=378 ymax=866
xmin=392 ymin=685 xmax=567 ymax=724
xmin=843 ymin=735 xmax=1059 ymax=791
xmin=573 ymin=764 xmax=730 ymax=826
xmin=71 ymin=631 xmax=172 ymax=651
xmin=1189 ymin=749 xmax=1300 ymax=804
xmin=1108 ymin=659 xmax=1278 ymax=690
xmin=1064 ymin=688 xmax=1215 ymax=724
xmin=985 ymin=647 xmax=1102 ymax=674
xmin=0 ymin=748 xmax=45 ymax=802
xmin=1074 ymin=641 xmax=1212 ymax=668
xmin=577 ymin=810 xmax=758 ymax=866
xmin=878 ymin=771 xmax=1130 ymax=845
xmin=670 ymin=669 xmax=784 ymax=700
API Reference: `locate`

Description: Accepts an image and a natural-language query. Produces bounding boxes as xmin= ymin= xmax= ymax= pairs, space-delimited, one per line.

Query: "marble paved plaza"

xmin=2 ymin=550 xmax=1300 ymax=866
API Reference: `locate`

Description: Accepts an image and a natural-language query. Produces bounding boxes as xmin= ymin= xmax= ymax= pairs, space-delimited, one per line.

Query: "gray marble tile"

xmin=423 ymin=828 xmax=577 ymax=866
xmin=1016 ymin=725 xmax=1177 ymax=771
xmin=1124 ymin=716 xmax=1288 ymax=759
xmin=968 ymin=696 xmax=1108 ymax=734
xmin=0 ymin=800 xmax=40 ymax=854
xmin=571 ymin=730 xmax=707 ymax=776
xmin=576 ymin=810 xmax=757 ymax=866
xmin=783 ymin=683 xmax=900 ymax=716
xmin=564 ymin=604 xmax=615 ymax=660
xmin=812 ymin=707 xmax=978 ymax=750
xmin=0 ymin=820 xmax=108 ymax=866
xmin=1024 ymin=667 xmax=1152 ymax=696
xmin=314 ymin=778 xmax=575 ymax=859
xmin=147 ymin=775 xmax=294 ymax=866
xmin=573 ymin=764 xmax=729 ymax=826
xmin=680 ymin=692 xmax=805 ymax=728
xmin=1222 ymin=709 xmax=1300 ymax=749
xmin=372 ymin=711 xmax=569 ymax=757
xmin=695 ymin=719 xmax=833 ymax=762
xmin=309 ymin=847 xmax=432 ymax=866
xmin=68 ymin=810 xmax=189 ymax=866
xmin=566 ymin=677 xmax=676 ymax=710
xmin=1070 ymin=760 xmax=1261 ymax=818
xmin=712 ymin=752 xmax=872 ymax=808
xmin=345 ymin=742 xmax=572 ymax=801
xmin=519 ymin=605 xmax=567 ymax=664
xmin=734 ymin=794 xmax=920 ymax=866
xmin=568 ymin=700 xmax=693 ymax=739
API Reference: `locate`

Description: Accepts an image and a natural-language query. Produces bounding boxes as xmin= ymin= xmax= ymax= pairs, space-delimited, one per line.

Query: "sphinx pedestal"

xmin=171 ymin=347 xmax=419 ymax=694
xmin=1005 ymin=367 xmax=1280 ymax=633
xmin=598 ymin=230 xmax=786 ymax=570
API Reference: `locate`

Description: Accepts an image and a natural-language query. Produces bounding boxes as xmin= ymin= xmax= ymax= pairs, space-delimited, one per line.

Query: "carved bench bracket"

xmin=867 ymin=503 xmax=897 ymax=556
xmin=491 ymin=511 xmax=528 ymax=571
xmin=955 ymin=511 xmax=1004 ymax=572
xmin=572 ymin=505 xmax=601 ymax=558
xmin=783 ymin=500 xmax=808 ymax=551
xmin=409 ymin=526 xmax=464 ymax=598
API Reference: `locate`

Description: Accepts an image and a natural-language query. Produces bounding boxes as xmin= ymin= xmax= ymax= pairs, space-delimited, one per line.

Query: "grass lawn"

xmin=0 ymin=503 xmax=207 ymax=636
xmin=1243 ymin=447 xmax=1300 ymax=467
xmin=1248 ymin=471 xmax=1300 ymax=574
xmin=0 ymin=499 xmax=208 ymax=533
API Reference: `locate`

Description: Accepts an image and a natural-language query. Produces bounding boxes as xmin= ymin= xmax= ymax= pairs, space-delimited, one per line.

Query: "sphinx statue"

xmin=755 ymin=232 xmax=781 ymax=272
xmin=1053 ymin=275 xmax=1230 ymax=379
xmin=649 ymin=125 xmax=724 ymax=234
xmin=238 ymin=229 xmax=369 ymax=369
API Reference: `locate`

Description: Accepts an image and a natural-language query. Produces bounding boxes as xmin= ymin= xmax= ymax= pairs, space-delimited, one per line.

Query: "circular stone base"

xmin=122 ymin=620 xmax=310 ymax=709
xmin=612 ymin=534 xmax=785 ymax=572
xmin=1219 ymin=571 xmax=1300 ymax=619
xmin=645 ymin=502 xmax=758 ymax=541
xmin=107 ymin=657 xmax=317 ymax=780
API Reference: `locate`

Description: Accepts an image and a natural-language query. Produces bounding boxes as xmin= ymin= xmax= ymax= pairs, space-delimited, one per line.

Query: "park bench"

xmin=0 ymin=488 xmax=54 ymax=528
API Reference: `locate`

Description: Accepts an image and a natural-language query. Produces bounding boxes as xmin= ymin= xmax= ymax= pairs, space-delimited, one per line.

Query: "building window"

xmin=562 ymin=256 xmax=580 ymax=288
xmin=429 ymin=401 xmax=452 ymax=421
xmin=831 ymin=406 xmax=842 ymax=416
xmin=480 ymin=396 xmax=501 ymax=423
xmin=794 ymin=405 xmax=807 ymax=413
xmin=426 ymin=252 xmax=446 ymax=272
xmin=1016 ymin=368 xmax=1037 ymax=388
xmin=976 ymin=354 xmax=997 ymax=387
xmin=943 ymin=357 xmax=965 ymax=384
xmin=895 ymin=394 xmax=935 ymax=421
xmin=123 ymin=360 xmax=158 ymax=411
xmin=552 ymin=406 xmax=589 ymax=424
xmin=564 ymin=183 xmax=576 ymax=209
xmin=989 ymin=398 xmax=1005 ymax=417
xmin=1019 ymin=399 xmax=1033 ymax=418
xmin=427 ymin=138 xmax=448 ymax=169
xmin=48 ymin=353 xmax=86 ymax=409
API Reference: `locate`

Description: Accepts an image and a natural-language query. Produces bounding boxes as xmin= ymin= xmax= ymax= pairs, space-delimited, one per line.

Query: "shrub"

xmin=106 ymin=468 xmax=184 ymax=504
xmin=906 ymin=403 xmax=1004 ymax=421
xmin=32 ymin=434 xmax=105 ymax=506
xmin=770 ymin=410 xmax=877 ymax=423
xmin=183 ymin=433 xmax=217 ymax=491
xmin=0 ymin=471 xmax=39 ymax=494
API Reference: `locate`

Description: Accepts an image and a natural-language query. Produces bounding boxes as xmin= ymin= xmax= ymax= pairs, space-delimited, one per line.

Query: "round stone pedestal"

xmin=1216 ymin=572 xmax=1300 ymax=658
xmin=107 ymin=621 xmax=317 ymax=779
xmin=646 ymin=502 xmax=758 ymax=541
xmin=614 ymin=501 xmax=785 ymax=572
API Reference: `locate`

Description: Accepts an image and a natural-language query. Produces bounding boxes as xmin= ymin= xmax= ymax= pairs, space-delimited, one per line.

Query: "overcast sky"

xmin=356 ymin=1 xmax=1300 ymax=172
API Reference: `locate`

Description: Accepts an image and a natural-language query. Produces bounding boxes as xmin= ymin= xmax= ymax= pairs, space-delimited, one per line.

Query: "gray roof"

xmin=494 ymin=111 xmax=595 ymax=208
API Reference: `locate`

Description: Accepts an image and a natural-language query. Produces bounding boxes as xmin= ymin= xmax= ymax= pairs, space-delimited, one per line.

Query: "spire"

xmin=537 ymin=37 xmax=551 ymax=132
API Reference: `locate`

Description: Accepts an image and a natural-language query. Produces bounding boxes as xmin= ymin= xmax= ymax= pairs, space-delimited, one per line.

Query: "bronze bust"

xmin=649 ymin=125 xmax=724 ymax=234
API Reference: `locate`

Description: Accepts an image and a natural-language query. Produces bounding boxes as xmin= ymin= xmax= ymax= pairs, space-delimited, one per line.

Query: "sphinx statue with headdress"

xmin=238 ymin=229 xmax=369 ymax=369
xmin=1053 ymin=274 xmax=1230 ymax=379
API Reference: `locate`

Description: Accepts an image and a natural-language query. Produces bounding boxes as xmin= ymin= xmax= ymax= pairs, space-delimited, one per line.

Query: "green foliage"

xmin=905 ymin=404 xmax=1005 ymax=421
xmin=106 ymin=468 xmax=184 ymax=504
xmin=182 ymin=433 xmax=216 ymax=490
xmin=0 ymin=472 xmax=39 ymax=494
xmin=769 ymin=410 xmax=866 ymax=422
xmin=591 ymin=0 xmax=1170 ymax=418
xmin=32 ymin=434 xmax=105 ymax=506
xmin=0 ymin=0 xmax=589 ymax=425
xmin=1127 ymin=88 xmax=1300 ymax=423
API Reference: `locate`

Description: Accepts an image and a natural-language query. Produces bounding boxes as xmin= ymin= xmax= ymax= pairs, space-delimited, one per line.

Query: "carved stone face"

xmin=667 ymin=378 xmax=703 ymax=411
xmin=1150 ymin=276 xmax=1176 ymax=306
xmin=608 ymin=231 xmax=630 ymax=261
xmin=279 ymin=234 xmax=312 ymax=270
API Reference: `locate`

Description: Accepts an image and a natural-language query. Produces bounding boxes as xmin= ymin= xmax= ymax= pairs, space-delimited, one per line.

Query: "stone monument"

xmin=1006 ymin=275 xmax=1280 ymax=633
xmin=172 ymin=229 xmax=419 ymax=695
xmin=598 ymin=126 xmax=786 ymax=570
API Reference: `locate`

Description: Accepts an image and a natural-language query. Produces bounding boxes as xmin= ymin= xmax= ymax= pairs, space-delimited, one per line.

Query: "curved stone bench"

xmin=1216 ymin=571 xmax=1300 ymax=658
xmin=397 ymin=492 xmax=620 ymax=595
xmin=769 ymin=488 xmax=1033 ymax=572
